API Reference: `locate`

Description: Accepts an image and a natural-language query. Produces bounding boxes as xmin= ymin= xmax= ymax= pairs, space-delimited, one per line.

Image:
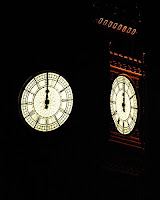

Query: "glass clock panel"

xmin=20 ymin=71 xmax=73 ymax=132
xmin=110 ymin=75 xmax=138 ymax=135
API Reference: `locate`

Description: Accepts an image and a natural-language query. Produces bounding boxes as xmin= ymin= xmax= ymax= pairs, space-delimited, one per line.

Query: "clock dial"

xmin=19 ymin=71 xmax=73 ymax=132
xmin=110 ymin=75 xmax=139 ymax=135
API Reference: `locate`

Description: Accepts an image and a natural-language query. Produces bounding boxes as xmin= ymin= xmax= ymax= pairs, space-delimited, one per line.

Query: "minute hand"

xmin=45 ymin=72 xmax=49 ymax=109
xmin=123 ymin=79 xmax=125 ymax=112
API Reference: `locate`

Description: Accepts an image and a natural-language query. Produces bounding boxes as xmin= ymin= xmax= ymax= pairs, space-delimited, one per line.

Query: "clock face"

xmin=110 ymin=75 xmax=139 ymax=135
xmin=19 ymin=71 xmax=73 ymax=132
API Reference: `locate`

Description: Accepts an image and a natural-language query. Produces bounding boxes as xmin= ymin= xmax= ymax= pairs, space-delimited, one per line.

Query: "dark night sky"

xmin=3 ymin=1 xmax=156 ymax=199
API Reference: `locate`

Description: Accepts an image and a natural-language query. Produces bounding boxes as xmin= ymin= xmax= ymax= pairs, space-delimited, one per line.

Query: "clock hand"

xmin=122 ymin=77 xmax=125 ymax=112
xmin=45 ymin=72 xmax=50 ymax=109
xmin=124 ymin=79 xmax=125 ymax=112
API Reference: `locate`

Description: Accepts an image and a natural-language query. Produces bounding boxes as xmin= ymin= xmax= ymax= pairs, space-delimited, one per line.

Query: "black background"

xmin=2 ymin=1 xmax=156 ymax=199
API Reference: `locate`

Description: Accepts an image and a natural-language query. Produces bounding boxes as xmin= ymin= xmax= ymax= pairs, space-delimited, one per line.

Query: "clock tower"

xmin=92 ymin=1 xmax=150 ymax=198
xmin=109 ymin=45 xmax=147 ymax=150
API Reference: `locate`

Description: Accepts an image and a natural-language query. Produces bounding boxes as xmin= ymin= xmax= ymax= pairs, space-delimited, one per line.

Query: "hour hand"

xmin=45 ymin=99 xmax=49 ymax=109
xmin=122 ymin=92 xmax=125 ymax=112
xmin=45 ymin=89 xmax=49 ymax=109
xmin=122 ymin=102 xmax=125 ymax=112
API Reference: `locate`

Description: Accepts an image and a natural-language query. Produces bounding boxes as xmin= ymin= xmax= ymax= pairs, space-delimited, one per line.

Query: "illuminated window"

xmin=122 ymin=26 xmax=127 ymax=32
xmin=117 ymin=24 xmax=123 ymax=30
xmin=126 ymin=27 xmax=132 ymax=33
xmin=98 ymin=18 xmax=104 ymax=24
xmin=112 ymin=23 xmax=118 ymax=29
xmin=103 ymin=20 xmax=108 ymax=26
xmin=108 ymin=21 xmax=113 ymax=28
xmin=131 ymin=29 xmax=137 ymax=35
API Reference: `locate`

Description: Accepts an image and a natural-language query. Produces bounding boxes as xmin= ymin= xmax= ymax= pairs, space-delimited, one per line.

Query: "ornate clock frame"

xmin=109 ymin=47 xmax=147 ymax=151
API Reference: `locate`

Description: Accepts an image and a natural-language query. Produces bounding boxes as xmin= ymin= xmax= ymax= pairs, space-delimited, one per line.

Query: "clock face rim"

xmin=18 ymin=70 xmax=73 ymax=133
xmin=110 ymin=73 xmax=140 ymax=136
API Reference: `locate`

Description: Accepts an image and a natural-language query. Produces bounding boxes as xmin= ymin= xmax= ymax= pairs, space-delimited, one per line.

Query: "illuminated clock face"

xmin=19 ymin=71 xmax=73 ymax=132
xmin=110 ymin=75 xmax=139 ymax=135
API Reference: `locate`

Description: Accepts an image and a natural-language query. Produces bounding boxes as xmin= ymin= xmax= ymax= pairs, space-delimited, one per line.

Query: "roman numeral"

xmin=24 ymin=89 xmax=36 ymax=96
xmin=53 ymin=75 xmax=60 ymax=88
xmin=34 ymin=78 xmax=40 ymax=88
xmin=131 ymin=106 xmax=138 ymax=109
xmin=29 ymin=110 xmax=35 ymax=117
xmin=59 ymin=108 xmax=69 ymax=115
xmin=25 ymin=110 xmax=35 ymax=119
xmin=54 ymin=115 xmax=60 ymax=126
xmin=21 ymin=102 xmax=33 ymax=105
xmin=129 ymin=94 xmax=135 ymax=99
xmin=61 ymin=99 xmax=73 ymax=102
xmin=34 ymin=117 xmax=40 ymax=128
xmin=60 ymin=85 xmax=69 ymax=93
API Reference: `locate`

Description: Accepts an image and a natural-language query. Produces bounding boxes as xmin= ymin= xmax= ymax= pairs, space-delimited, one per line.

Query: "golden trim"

xmin=110 ymin=64 xmax=142 ymax=77
xmin=109 ymin=51 xmax=142 ymax=64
